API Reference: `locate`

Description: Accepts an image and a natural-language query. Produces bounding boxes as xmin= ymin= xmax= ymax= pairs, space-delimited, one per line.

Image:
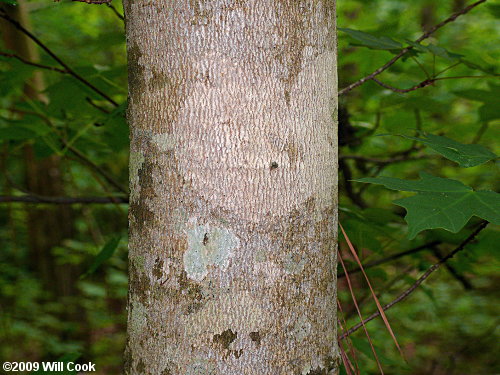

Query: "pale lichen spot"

xmin=253 ymin=261 xmax=283 ymax=283
xmin=129 ymin=151 xmax=145 ymax=203
xmin=283 ymin=252 xmax=308 ymax=274
xmin=290 ymin=315 xmax=312 ymax=342
xmin=183 ymin=222 xmax=239 ymax=281
xmin=152 ymin=133 xmax=177 ymax=152
xmin=128 ymin=300 xmax=147 ymax=338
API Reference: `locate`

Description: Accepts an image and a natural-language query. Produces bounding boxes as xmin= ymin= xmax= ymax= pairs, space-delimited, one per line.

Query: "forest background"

xmin=0 ymin=0 xmax=498 ymax=374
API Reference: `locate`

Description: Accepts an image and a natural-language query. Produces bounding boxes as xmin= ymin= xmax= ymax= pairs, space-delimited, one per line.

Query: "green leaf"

xmin=0 ymin=0 xmax=17 ymax=4
xmin=339 ymin=28 xmax=402 ymax=51
xmin=395 ymin=191 xmax=500 ymax=239
xmin=487 ymin=4 xmax=500 ymax=18
xmin=356 ymin=173 xmax=500 ymax=239
xmin=406 ymin=41 xmax=463 ymax=61
xmin=82 ymin=236 xmax=121 ymax=278
xmin=357 ymin=172 xmax=472 ymax=193
xmin=397 ymin=133 xmax=497 ymax=167
xmin=455 ymin=84 xmax=500 ymax=121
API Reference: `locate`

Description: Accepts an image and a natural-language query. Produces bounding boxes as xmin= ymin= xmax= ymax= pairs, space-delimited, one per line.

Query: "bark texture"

xmin=124 ymin=1 xmax=338 ymax=374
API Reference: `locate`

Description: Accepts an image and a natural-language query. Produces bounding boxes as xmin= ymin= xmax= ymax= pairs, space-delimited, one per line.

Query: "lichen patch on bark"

xmin=183 ymin=221 xmax=240 ymax=281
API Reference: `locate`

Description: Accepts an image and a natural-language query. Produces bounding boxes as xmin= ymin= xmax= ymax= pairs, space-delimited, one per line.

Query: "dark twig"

xmin=431 ymin=247 xmax=473 ymax=289
xmin=338 ymin=0 xmax=488 ymax=96
xmin=0 ymin=51 xmax=67 ymax=73
xmin=339 ymin=221 xmax=488 ymax=340
xmin=372 ymin=75 xmax=499 ymax=94
xmin=65 ymin=143 xmax=128 ymax=194
xmin=0 ymin=195 xmax=128 ymax=204
xmin=338 ymin=240 xmax=441 ymax=278
xmin=0 ymin=9 xmax=118 ymax=107
xmin=106 ymin=3 xmax=124 ymax=21
xmin=86 ymin=97 xmax=111 ymax=114
xmin=339 ymin=153 xmax=430 ymax=165
xmin=55 ymin=0 xmax=112 ymax=4
xmin=371 ymin=78 xmax=436 ymax=93
xmin=55 ymin=0 xmax=125 ymax=21
xmin=339 ymin=159 xmax=367 ymax=209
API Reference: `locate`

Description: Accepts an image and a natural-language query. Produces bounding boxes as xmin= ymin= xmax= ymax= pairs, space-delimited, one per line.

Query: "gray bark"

xmin=124 ymin=1 xmax=339 ymax=374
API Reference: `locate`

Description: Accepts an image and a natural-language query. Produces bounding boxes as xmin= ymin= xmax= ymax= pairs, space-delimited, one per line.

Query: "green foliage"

xmin=82 ymin=236 xmax=121 ymax=278
xmin=0 ymin=0 xmax=498 ymax=374
xmin=339 ymin=28 xmax=402 ymax=51
xmin=393 ymin=133 xmax=498 ymax=167
xmin=357 ymin=172 xmax=500 ymax=238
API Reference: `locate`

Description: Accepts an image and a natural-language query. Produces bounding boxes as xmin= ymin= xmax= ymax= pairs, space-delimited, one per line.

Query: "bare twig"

xmin=339 ymin=159 xmax=367 ymax=209
xmin=0 ymin=194 xmax=128 ymax=204
xmin=106 ymin=3 xmax=124 ymax=21
xmin=338 ymin=0 xmax=488 ymax=96
xmin=372 ymin=74 xmax=499 ymax=94
xmin=54 ymin=0 xmax=125 ymax=21
xmin=431 ymin=247 xmax=473 ymax=289
xmin=371 ymin=78 xmax=436 ymax=93
xmin=65 ymin=143 xmax=128 ymax=194
xmin=339 ymin=221 xmax=488 ymax=340
xmin=338 ymin=240 xmax=441 ymax=278
xmin=339 ymin=153 xmax=430 ymax=164
xmin=0 ymin=51 xmax=67 ymax=73
xmin=54 ymin=0 xmax=112 ymax=4
xmin=0 ymin=9 xmax=118 ymax=107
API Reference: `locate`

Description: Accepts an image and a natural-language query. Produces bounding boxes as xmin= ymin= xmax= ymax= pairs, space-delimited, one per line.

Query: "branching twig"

xmin=339 ymin=159 xmax=367 ymax=209
xmin=339 ymin=221 xmax=488 ymax=340
xmin=0 ymin=194 xmax=128 ymax=204
xmin=0 ymin=9 xmax=118 ymax=107
xmin=339 ymin=153 xmax=430 ymax=165
xmin=338 ymin=0 xmax=488 ymax=96
xmin=0 ymin=51 xmax=67 ymax=73
xmin=54 ymin=0 xmax=125 ymax=21
xmin=106 ymin=3 xmax=124 ymax=21
xmin=338 ymin=240 xmax=441 ymax=278
xmin=372 ymin=75 xmax=499 ymax=94
xmin=55 ymin=0 xmax=112 ymax=4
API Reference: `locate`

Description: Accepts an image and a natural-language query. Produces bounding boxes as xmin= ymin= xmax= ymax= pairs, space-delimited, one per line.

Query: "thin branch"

xmin=0 ymin=194 xmax=128 ymax=204
xmin=372 ymin=78 xmax=436 ymax=93
xmin=431 ymin=247 xmax=473 ymax=290
xmin=65 ymin=143 xmax=128 ymax=194
xmin=0 ymin=51 xmax=67 ymax=74
xmin=338 ymin=0 xmax=488 ymax=96
xmin=338 ymin=240 xmax=441 ymax=278
xmin=472 ymin=122 xmax=488 ymax=143
xmin=339 ymin=221 xmax=488 ymax=340
xmin=55 ymin=0 xmax=112 ymax=4
xmin=86 ymin=97 xmax=111 ymax=114
xmin=106 ymin=3 xmax=125 ymax=21
xmin=55 ymin=0 xmax=125 ymax=21
xmin=373 ymin=74 xmax=500 ymax=94
xmin=339 ymin=159 xmax=367 ymax=209
xmin=339 ymin=153 xmax=430 ymax=164
xmin=0 ymin=9 xmax=118 ymax=107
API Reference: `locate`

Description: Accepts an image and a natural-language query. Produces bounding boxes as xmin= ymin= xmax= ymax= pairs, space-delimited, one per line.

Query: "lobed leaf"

xmin=339 ymin=28 xmax=402 ymax=51
xmin=356 ymin=173 xmax=500 ymax=239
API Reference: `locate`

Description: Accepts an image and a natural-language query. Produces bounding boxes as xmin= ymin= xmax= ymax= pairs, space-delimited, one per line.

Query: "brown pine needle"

xmin=338 ymin=300 xmax=360 ymax=375
xmin=340 ymin=223 xmax=406 ymax=361
xmin=339 ymin=253 xmax=385 ymax=374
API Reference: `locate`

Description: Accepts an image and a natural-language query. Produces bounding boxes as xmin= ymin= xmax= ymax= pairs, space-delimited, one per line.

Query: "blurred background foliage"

xmin=0 ymin=0 xmax=498 ymax=374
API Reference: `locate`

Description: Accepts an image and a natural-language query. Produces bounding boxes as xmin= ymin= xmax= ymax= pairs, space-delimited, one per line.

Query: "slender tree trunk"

xmin=124 ymin=1 xmax=339 ymax=374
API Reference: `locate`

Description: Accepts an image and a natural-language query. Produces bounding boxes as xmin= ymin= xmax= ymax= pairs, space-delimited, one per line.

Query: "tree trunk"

xmin=124 ymin=1 xmax=339 ymax=374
